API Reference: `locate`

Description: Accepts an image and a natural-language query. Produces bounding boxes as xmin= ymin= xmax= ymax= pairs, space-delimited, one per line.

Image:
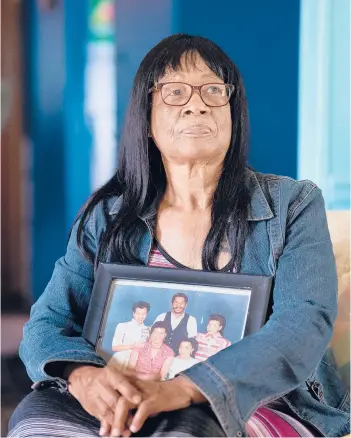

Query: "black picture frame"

xmin=83 ymin=263 xmax=272 ymax=358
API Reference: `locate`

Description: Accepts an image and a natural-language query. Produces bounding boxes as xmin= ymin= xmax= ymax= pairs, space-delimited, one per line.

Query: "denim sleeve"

xmin=182 ymin=187 xmax=337 ymax=437
xmin=19 ymin=213 xmax=105 ymax=385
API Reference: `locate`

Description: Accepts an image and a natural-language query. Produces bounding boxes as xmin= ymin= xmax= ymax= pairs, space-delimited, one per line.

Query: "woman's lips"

xmin=181 ymin=125 xmax=212 ymax=136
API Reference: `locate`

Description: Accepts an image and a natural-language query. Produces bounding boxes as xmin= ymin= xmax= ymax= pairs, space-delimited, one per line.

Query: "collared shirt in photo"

xmin=195 ymin=332 xmax=231 ymax=362
xmin=110 ymin=319 xmax=149 ymax=370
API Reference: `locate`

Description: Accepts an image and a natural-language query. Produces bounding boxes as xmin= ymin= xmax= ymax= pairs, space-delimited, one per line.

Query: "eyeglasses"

xmin=149 ymin=82 xmax=235 ymax=107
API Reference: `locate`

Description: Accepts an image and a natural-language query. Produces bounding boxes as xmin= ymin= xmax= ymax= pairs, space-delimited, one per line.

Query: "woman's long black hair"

xmin=76 ymin=34 xmax=251 ymax=272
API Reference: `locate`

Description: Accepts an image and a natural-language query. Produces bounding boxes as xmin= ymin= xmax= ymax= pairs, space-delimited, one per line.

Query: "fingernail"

xmin=99 ymin=428 xmax=106 ymax=436
xmin=111 ymin=429 xmax=120 ymax=436
xmin=132 ymin=395 xmax=141 ymax=404
xmin=130 ymin=425 xmax=137 ymax=433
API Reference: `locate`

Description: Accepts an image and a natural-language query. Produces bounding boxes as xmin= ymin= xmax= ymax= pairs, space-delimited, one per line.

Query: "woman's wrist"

xmin=174 ymin=375 xmax=207 ymax=404
xmin=63 ymin=363 xmax=92 ymax=381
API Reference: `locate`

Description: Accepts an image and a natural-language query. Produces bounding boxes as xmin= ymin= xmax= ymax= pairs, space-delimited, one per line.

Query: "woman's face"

xmin=150 ymin=328 xmax=167 ymax=345
xmin=133 ymin=307 xmax=148 ymax=325
xmin=150 ymin=53 xmax=232 ymax=163
xmin=178 ymin=341 xmax=194 ymax=359
xmin=207 ymin=319 xmax=222 ymax=335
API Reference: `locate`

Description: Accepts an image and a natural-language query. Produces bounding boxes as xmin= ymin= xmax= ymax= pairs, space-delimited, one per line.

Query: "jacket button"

xmin=236 ymin=432 xmax=242 ymax=437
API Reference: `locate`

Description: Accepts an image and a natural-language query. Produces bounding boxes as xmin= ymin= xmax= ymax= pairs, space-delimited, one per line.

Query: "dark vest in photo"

xmin=164 ymin=311 xmax=190 ymax=354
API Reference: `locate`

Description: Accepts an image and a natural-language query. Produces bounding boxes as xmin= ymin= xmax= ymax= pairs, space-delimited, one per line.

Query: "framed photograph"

xmin=83 ymin=264 xmax=272 ymax=380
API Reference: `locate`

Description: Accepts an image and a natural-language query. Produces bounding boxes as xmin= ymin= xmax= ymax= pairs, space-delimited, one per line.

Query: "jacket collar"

xmin=109 ymin=168 xmax=273 ymax=222
xmin=246 ymin=169 xmax=274 ymax=221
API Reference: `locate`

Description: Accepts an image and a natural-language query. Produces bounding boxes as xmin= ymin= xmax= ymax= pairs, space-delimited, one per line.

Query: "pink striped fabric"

xmin=195 ymin=332 xmax=231 ymax=361
xmin=148 ymin=243 xmax=315 ymax=437
xmin=148 ymin=245 xmax=176 ymax=268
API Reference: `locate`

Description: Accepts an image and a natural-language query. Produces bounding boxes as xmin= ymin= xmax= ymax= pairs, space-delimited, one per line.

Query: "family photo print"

xmin=83 ymin=264 xmax=272 ymax=381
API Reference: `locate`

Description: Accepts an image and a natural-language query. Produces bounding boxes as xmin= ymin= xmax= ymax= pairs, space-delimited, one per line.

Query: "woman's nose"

xmin=181 ymin=90 xmax=210 ymax=116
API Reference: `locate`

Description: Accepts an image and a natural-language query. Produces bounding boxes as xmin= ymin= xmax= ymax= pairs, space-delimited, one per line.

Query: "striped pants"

xmin=8 ymin=388 xmax=316 ymax=437
xmin=8 ymin=388 xmax=226 ymax=437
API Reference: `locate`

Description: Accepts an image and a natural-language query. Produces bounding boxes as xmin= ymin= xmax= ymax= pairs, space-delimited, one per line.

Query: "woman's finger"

xmin=129 ymin=401 xmax=154 ymax=434
xmin=124 ymin=370 xmax=161 ymax=381
xmin=97 ymin=382 xmax=120 ymax=411
xmin=110 ymin=397 xmax=131 ymax=437
xmin=107 ymin=369 xmax=142 ymax=405
xmin=121 ymin=414 xmax=133 ymax=437
xmin=99 ymin=418 xmax=111 ymax=437
xmin=96 ymin=399 xmax=114 ymax=436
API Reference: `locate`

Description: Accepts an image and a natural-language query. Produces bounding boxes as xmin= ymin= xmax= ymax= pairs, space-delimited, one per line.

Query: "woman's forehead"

xmin=158 ymin=55 xmax=222 ymax=83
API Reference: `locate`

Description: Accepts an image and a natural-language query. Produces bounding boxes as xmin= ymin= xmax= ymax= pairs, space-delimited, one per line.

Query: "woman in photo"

xmin=9 ymin=34 xmax=349 ymax=438
xmin=167 ymin=338 xmax=199 ymax=380
xmin=195 ymin=314 xmax=231 ymax=362
xmin=128 ymin=322 xmax=174 ymax=380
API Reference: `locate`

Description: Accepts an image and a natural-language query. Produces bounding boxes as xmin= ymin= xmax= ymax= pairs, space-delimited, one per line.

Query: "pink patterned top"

xmin=133 ymin=341 xmax=174 ymax=374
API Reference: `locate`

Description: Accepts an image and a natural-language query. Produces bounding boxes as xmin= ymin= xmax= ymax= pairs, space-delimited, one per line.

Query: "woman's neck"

xmin=162 ymin=159 xmax=222 ymax=211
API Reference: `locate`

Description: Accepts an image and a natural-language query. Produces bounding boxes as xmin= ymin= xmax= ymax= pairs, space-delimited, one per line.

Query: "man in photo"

xmin=167 ymin=337 xmax=199 ymax=380
xmin=153 ymin=293 xmax=197 ymax=354
xmin=108 ymin=301 xmax=150 ymax=371
xmin=128 ymin=321 xmax=174 ymax=380
xmin=195 ymin=313 xmax=231 ymax=362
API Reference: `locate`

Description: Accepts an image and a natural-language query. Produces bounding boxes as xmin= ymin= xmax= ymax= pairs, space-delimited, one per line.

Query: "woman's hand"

xmin=106 ymin=370 xmax=162 ymax=437
xmin=117 ymin=376 xmax=207 ymax=436
xmin=66 ymin=365 xmax=142 ymax=435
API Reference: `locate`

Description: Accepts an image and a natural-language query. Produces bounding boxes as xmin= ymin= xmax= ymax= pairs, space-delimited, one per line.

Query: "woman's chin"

xmin=170 ymin=149 xmax=220 ymax=163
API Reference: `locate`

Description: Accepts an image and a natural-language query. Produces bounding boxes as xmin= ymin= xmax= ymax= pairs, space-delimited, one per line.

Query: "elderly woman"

xmin=9 ymin=34 xmax=349 ymax=438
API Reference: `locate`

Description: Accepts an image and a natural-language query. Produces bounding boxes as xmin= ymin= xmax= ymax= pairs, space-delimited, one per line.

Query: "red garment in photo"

xmin=134 ymin=342 xmax=174 ymax=374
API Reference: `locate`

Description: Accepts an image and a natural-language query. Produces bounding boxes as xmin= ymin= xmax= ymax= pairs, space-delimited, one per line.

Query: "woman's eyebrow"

xmin=161 ymin=74 xmax=222 ymax=83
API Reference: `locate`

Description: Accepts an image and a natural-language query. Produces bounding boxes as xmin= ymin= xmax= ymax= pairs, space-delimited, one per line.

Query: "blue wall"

xmin=24 ymin=1 xmax=66 ymax=300
xmin=116 ymin=0 xmax=175 ymax=137
xmin=64 ymin=1 xmax=92 ymax=227
xmin=177 ymin=0 xmax=300 ymax=178
xmin=25 ymin=1 xmax=90 ymax=300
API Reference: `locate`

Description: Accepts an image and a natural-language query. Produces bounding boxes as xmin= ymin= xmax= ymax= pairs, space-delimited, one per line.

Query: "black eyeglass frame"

xmin=149 ymin=82 xmax=235 ymax=107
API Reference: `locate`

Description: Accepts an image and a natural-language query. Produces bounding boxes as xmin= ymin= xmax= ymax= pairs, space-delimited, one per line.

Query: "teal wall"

xmin=298 ymin=0 xmax=350 ymax=209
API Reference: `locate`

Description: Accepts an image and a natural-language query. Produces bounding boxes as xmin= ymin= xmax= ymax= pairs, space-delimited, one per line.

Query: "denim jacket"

xmin=20 ymin=169 xmax=350 ymax=437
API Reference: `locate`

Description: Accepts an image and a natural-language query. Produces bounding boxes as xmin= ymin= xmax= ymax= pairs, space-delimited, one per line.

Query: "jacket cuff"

xmin=181 ymin=361 xmax=246 ymax=437
xmin=33 ymin=350 xmax=106 ymax=392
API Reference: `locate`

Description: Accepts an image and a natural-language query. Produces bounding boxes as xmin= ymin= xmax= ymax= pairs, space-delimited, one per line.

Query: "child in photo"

xmin=167 ymin=337 xmax=199 ymax=380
